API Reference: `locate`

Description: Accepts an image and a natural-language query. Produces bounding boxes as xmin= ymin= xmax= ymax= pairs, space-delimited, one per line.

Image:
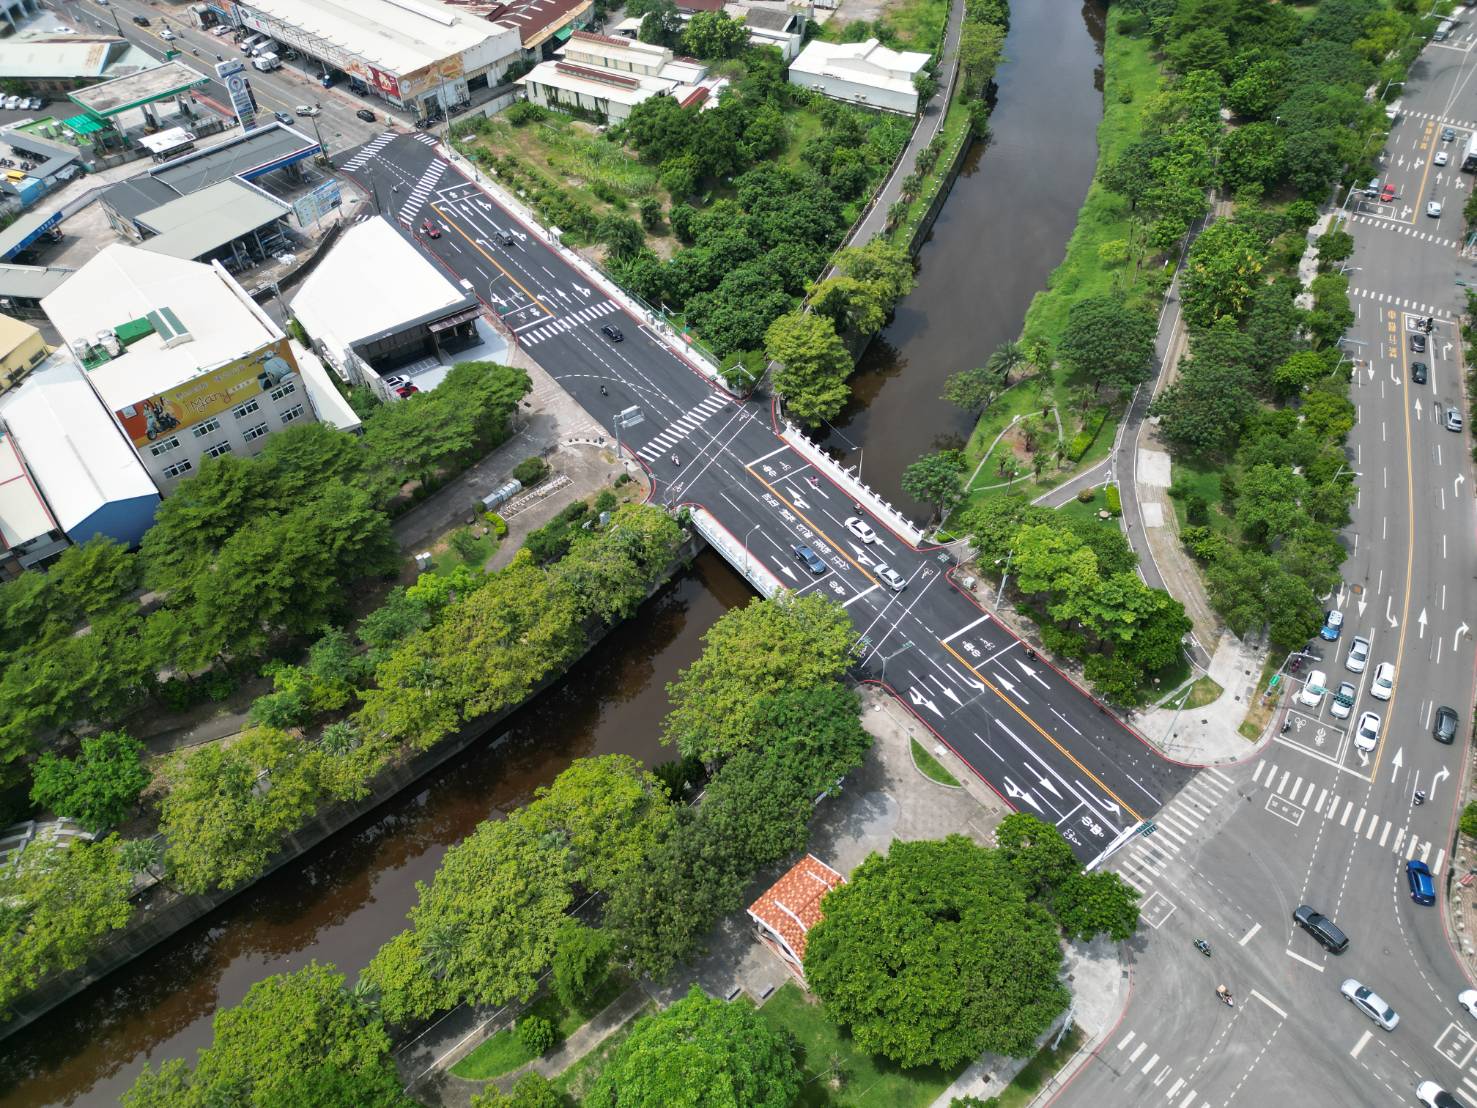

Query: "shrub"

xmin=1066 ymin=408 xmax=1109 ymax=462
xmin=1462 ymin=801 xmax=1477 ymax=840
xmin=505 ymin=101 xmax=548 ymax=126
xmin=1186 ymin=495 xmax=1210 ymax=526
xmin=1076 ymin=487 xmax=1095 ymax=504
xmin=594 ymin=490 xmax=618 ymax=514
xmin=1104 ymin=484 xmax=1121 ymax=516
xmin=638 ymin=197 xmax=662 ymax=230
xmin=517 ymin=1014 xmax=557 ymax=1056
xmin=512 ymin=456 xmax=550 ymax=486
xmin=1097 ymin=239 xmax=1129 ymax=267
xmin=449 ymin=527 xmax=484 ymax=565
xmin=485 ymin=512 xmax=509 ymax=538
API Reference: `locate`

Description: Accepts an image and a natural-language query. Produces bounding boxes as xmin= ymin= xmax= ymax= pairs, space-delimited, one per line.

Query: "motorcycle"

xmin=1194 ymin=938 xmax=1211 ymax=957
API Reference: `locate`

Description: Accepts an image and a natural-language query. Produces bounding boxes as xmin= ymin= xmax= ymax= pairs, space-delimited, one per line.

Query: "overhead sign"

xmin=112 ymin=338 xmax=298 ymax=446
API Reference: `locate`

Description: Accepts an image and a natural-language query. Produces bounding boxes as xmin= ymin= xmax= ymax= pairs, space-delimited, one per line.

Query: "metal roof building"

xmin=136 ymin=178 xmax=291 ymax=262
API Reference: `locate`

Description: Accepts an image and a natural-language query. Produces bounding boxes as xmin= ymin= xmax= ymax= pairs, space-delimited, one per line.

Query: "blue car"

xmin=1319 ymin=609 xmax=1345 ymax=641
xmin=1407 ymin=859 xmax=1436 ymax=905
xmin=791 ymin=544 xmax=827 ymax=575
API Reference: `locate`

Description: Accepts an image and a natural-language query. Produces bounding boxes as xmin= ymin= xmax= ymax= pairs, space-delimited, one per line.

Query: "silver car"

xmin=1341 ymin=978 xmax=1398 ymax=1030
xmin=875 ymin=563 xmax=907 ymax=592
xmin=1330 ymin=681 xmax=1355 ymax=720
xmin=1345 ymin=636 xmax=1370 ymax=673
xmin=1369 ymin=662 xmax=1394 ymax=701
xmin=1447 ymin=407 xmax=1464 ymax=433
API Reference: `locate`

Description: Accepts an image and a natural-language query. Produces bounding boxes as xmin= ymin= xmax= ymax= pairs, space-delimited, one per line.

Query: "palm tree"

xmin=986 ymin=340 xmax=1025 ymax=385
xmin=419 ymin=921 xmax=467 ymax=981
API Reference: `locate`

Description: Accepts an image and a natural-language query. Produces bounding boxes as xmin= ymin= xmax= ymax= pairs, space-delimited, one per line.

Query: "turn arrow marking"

xmin=1386 ymin=595 xmax=1399 ymax=629
xmin=908 ymin=687 xmax=942 ymax=717
xmin=1003 ymin=777 xmax=1041 ymax=812
xmin=1457 ymin=623 xmax=1470 ymax=651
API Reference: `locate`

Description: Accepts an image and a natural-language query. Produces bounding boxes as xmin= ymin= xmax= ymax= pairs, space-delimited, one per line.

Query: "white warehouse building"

xmin=787 ymin=37 xmax=930 ymax=114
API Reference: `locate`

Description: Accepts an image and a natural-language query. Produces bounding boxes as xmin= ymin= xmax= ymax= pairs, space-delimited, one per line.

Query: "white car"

xmin=1298 ymin=670 xmax=1327 ymax=708
xmin=1428 ymin=200 xmax=1445 ymax=218
xmin=211 ymin=24 xmax=232 ymax=36
xmin=1345 ymin=635 xmax=1370 ymax=673
xmin=1459 ymin=989 xmax=1477 ymax=1019
xmin=1341 ymin=978 xmax=1398 ymax=1030
xmin=1436 ymin=150 xmax=1450 ymax=166
xmin=1417 ymin=1080 xmax=1462 ymax=1108
xmin=3 ymin=96 xmax=19 ymax=111
xmin=1370 ymin=662 xmax=1394 ymax=701
xmin=875 ymin=563 xmax=907 ymax=592
xmin=295 ymin=105 xmax=321 ymax=117
xmin=160 ymin=27 xmax=175 ymax=40
xmin=1355 ymin=711 xmax=1381 ymax=753
xmin=844 ymin=516 xmax=877 ymax=544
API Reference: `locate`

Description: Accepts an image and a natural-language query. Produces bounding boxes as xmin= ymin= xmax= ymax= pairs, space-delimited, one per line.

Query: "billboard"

xmin=113 ymin=339 xmax=299 ymax=446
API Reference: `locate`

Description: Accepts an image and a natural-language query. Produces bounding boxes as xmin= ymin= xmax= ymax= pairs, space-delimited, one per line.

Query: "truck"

xmin=252 ymin=52 xmax=281 ymax=72
xmin=1462 ymin=132 xmax=1477 ymax=172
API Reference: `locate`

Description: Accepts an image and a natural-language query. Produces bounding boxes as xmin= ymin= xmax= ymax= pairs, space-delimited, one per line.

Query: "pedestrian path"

xmin=340 ymin=132 xmax=395 ymax=172
xmin=1349 ymin=284 xmax=1450 ymax=320
xmin=1108 ymin=1027 xmax=1221 ymax=1108
xmin=1248 ymin=758 xmax=1446 ymax=874
xmin=1346 ymin=212 xmax=1459 ymax=251
xmin=636 ymin=393 xmax=731 ymax=462
xmin=1113 ymin=769 xmax=1235 ymax=892
xmin=413 ymin=131 xmax=437 ymax=146
xmin=398 ymin=158 xmax=446 ymax=222
xmin=1405 ymin=108 xmax=1477 ymax=132
xmin=518 ymin=300 xmax=620 ymax=346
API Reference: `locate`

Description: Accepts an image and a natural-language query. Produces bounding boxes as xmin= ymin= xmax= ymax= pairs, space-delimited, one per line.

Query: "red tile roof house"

xmin=747 ymin=854 xmax=845 ymax=982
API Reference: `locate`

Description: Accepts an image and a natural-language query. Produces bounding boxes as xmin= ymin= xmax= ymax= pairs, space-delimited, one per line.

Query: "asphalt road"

xmin=1060 ymin=29 xmax=1477 ymax=1108
xmin=338 ymin=132 xmax=1198 ymax=863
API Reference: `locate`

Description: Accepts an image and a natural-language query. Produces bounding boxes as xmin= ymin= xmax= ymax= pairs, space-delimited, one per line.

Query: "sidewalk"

xmin=1127 ymin=634 xmax=1268 ymax=765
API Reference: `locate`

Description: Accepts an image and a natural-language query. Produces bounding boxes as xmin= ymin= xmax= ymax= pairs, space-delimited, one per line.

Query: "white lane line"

xmin=1167 ymin=1078 xmax=1185 ymax=1099
xmin=746 ymin=444 xmax=791 ymax=467
xmin=941 ymin=614 xmax=992 ymax=643
xmin=1179 ymin=1091 xmax=1197 ymax=1108
xmin=1287 ymin=948 xmax=1325 ymax=972
xmin=1239 ymin=922 xmax=1261 ymax=946
xmin=843 ymin=584 xmax=880 ymax=607
xmin=1350 ymin=1030 xmax=1372 ymax=1058
xmin=1251 ymin=990 xmax=1288 ymax=1019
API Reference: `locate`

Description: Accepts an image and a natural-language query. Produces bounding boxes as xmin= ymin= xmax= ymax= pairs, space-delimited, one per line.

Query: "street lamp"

xmin=612 ymin=404 xmax=644 ymax=465
xmin=743 ymin=523 xmax=761 ymax=577
xmin=880 ymin=640 xmax=915 ymax=685
xmin=994 ymin=549 xmax=1014 ymax=607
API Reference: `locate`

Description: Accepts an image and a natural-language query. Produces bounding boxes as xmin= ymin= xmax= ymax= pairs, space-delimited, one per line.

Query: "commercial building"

xmin=747 ymin=854 xmax=844 ymax=982
xmin=227 ymin=0 xmax=523 ymax=118
xmin=0 ymin=314 xmax=49 ymax=390
xmin=41 ymin=243 xmax=317 ymax=491
xmin=519 ymin=31 xmax=719 ymax=123
xmin=468 ymin=0 xmax=594 ymax=56
xmin=0 ymin=36 xmax=159 ymax=97
xmin=0 ymin=360 xmax=160 ymax=560
xmin=787 ymin=37 xmax=930 ymax=114
xmin=0 ymin=427 xmax=67 ymax=576
xmin=290 ymin=216 xmax=482 ymax=402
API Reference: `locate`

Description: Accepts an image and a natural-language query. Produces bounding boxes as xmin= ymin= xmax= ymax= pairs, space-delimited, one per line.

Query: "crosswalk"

xmin=398 ymin=159 xmax=446 ymax=222
xmin=519 ymin=301 xmax=621 ymax=346
xmin=1111 ymin=1027 xmax=1226 ymax=1108
xmin=1350 ymin=285 xmax=1448 ymax=320
xmin=1462 ymin=1061 xmax=1477 ymax=1106
xmin=1113 ymin=769 xmax=1235 ymax=892
xmin=1249 ymin=758 xmax=1445 ymax=874
xmin=636 ymin=393 xmax=731 ymax=462
xmin=413 ymin=131 xmax=437 ymax=146
xmin=340 ymin=132 xmax=394 ymax=173
xmin=1405 ymin=108 xmax=1477 ymax=132
xmin=1346 ymin=212 xmax=1459 ymax=250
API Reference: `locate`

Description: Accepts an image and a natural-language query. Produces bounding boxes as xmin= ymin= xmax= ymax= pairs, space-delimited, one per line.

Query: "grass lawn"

xmin=552 ymin=1001 xmax=653 ymax=1102
xmin=1165 ymin=459 xmax=1227 ymax=530
xmin=910 ymin=738 xmax=960 ymax=786
xmin=887 ymin=0 xmax=951 ymax=52
xmin=993 ymin=1025 xmax=1085 ymax=1108
xmin=451 ymin=975 xmax=630 ymax=1081
xmin=1239 ymin=653 xmax=1283 ymax=740
xmin=1162 ymin=675 xmax=1223 ymax=711
xmin=758 ymin=982 xmax=961 ymax=1106
xmin=425 ymin=530 xmax=497 ymax=577
xmin=1054 ymin=487 xmax=1115 ymax=528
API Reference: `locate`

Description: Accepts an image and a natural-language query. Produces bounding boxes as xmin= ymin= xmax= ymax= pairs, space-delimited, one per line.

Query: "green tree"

xmin=518 ymin=1014 xmax=557 ymax=1056
xmin=29 ymin=730 xmax=150 ymax=833
xmin=987 ymin=339 xmax=1028 ymax=382
xmin=599 ymin=214 xmax=646 ymax=260
xmin=682 ymin=10 xmax=748 ymax=58
xmin=1058 ymin=295 xmax=1158 ymax=398
xmin=1052 ymin=870 xmax=1141 ymax=941
xmin=1216 ymin=121 xmax=1285 ymax=192
xmin=1151 ymin=322 xmax=1256 ymax=456
xmin=590 ymin=985 xmax=800 ymax=1108
xmin=552 ymin=919 xmax=616 ymax=1011
xmin=766 ymin=311 xmax=853 ymax=425
xmin=943 ymin=365 xmax=1005 ymax=413
xmin=1271 ymin=349 xmax=1337 ymax=397
xmin=901 ymin=449 xmax=968 ymax=520
xmin=803 ymin=836 xmax=1069 ymax=1067
xmin=471 ymin=1073 xmax=562 ymax=1108
xmin=1462 ymin=801 xmax=1477 ymax=840
xmin=1179 ymin=219 xmax=1269 ymax=329
xmin=994 ymin=812 xmax=1080 ymax=900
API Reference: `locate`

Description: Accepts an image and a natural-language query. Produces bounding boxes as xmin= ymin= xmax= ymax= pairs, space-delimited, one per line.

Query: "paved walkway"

xmin=1127 ymin=635 xmax=1269 ymax=765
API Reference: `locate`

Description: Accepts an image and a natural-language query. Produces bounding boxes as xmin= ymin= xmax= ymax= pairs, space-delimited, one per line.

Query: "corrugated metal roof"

xmin=137 ymin=179 xmax=289 ymax=260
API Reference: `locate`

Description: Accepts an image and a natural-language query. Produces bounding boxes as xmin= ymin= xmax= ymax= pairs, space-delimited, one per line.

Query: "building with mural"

xmin=40 ymin=243 xmax=320 ymax=491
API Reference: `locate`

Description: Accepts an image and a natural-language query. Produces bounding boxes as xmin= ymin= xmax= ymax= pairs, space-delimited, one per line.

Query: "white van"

xmin=240 ymin=33 xmax=268 ymax=54
xmin=252 ymin=53 xmax=281 ymax=72
xmin=250 ymin=40 xmax=278 ymax=57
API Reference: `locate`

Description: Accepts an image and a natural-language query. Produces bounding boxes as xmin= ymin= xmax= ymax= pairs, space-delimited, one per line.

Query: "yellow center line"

xmin=433 ymin=204 xmax=552 ymax=316
xmin=1372 ymin=311 xmax=1417 ymax=776
xmin=1409 ymin=121 xmax=1437 ymax=225
xmin=939 ymin=641 xmax=1142 ymax=823
xmin=745 ymin=466 xmax=878 ymax=585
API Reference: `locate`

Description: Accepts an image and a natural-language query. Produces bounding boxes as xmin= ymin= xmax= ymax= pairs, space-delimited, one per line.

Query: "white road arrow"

xmin=574 ymin=284 xmax=592 ymax=297
xmin=1016 ymin=660 xmax=1051 ymax=688
xmin=1387 ymin=595 xmax=1399 ymax=629
xmin=1457 ymin=623 xmax=1471 ymax=650
xmin=778 ymin=563 xmax=797 ymax=581
xmin=1391 ymin=747 xmax=1404 ymax=779
xmin=1357 ymin=597 xmax=1368 ymax=618
xmin=1444 ymin=342 xmax=1454 ymax=359
xmin=1337 ymin=584 xmax=1347 ymax=606
xmin=1003 ymin=777 xmax=1041 ymax=812
xmin=1037 ymin=775 xmax=1063 ymax=799
xmin=555 ymin=288 xmax=569 ymax=301
xmin=908 ymin=687 xmax=942 ymax=717
xmin=849 ymin=543 xmax=876 ymax=566
xmin=791 ymin=495 xmax=810 ymax=510
xmin=1457 ymin=473 xmax=1466 ymax=498
xmin=1433 ymin=766 xmax=1451 ymax=797
xmin=1414 ymin=397 xmax=1424 ymax=420
xmin=993 ymin=675 xmax=1029 ymax=704
xmin=1079 ymin=784 xmax=1121 ymax=818
xmin=1418 ymin=608 xmax=1428 ymax=639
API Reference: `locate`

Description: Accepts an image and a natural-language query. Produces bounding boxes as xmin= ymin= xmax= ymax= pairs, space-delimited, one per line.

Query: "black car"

xmin=1412 ymin=361 xmax=1428 ymax=384
xmin=600 ymin=324 xmax=624 ymax=342
xmin=1411 ymin=332 xmax=1427 ymax=353
xmin=355 ymin=108 xmax=376 ymax=123
xmin=1434 ymin=705 xmax=1460 ymax=744
xmin=132 ymin=14 xmax=151 ymax=26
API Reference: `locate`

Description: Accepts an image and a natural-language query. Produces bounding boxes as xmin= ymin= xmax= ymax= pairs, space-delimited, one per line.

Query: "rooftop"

xmin=68 ymin=60 xmax=212 ymax=117
xmin=0 ymin=38 xmax=148 ymax=80
xmin=521 ymin=58 xmax=674 ymax=105
xmin=790 ymin=37 xmax=930 ymax=95
xmin=0 ymin=360 xmax=157 ymax=533
xmin=472 ymin=0 xmax=594 ymax=49
xmin=244 ymin=0 xmax=519 ymax=73
xmin=0 ymin=262 xmax=73 ymax=301
xmin=137 ymin=179 xmax=290 ymax=261
xmin=747 ymin=854 xmax=844 ymax=967
xmin=41 ymin=244 xmax=285 ymax=410
xmin=0 ymin=431 xmax=57 ymax=550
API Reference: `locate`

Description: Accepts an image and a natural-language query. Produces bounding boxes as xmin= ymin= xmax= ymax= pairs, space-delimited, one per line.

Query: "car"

xmin=875 ymin=562 xmax=907 ymax=592
xmin=600 ymin=324 xmax=623 ymax=342
xmin=1413 ymin=361 xmax=1428 ymax=384
xmin=1417 ymin=1081 xmax=1464 ymax=1108
xmin=1345 ymin=635 xmax=1370 ymax=673
xmin=1298 ymin=670 xmax=1327 ymax=709
xmin=1370 ymin=661 xmax=1395 ymax=701
xmin=26 ymin=97 xmax=41 ymax=110
xmin=320 ymin=73 xmax=336 ymax=88
xmin=1319 ymin=609 xmax=1344 ymax=641
xmin=1447 ymin=407 xmax=1464 ymax=432
xmin=1459 ymin=989 xmax=1477 ymax=1019
xmin=132 ymin=14 xmax=151 ymax=26
xmin=1330 ymin=681 xmax=1356 ymax=720
xmin=1412 ymin=332 xmax=1427 ymax=353
xmin=496 ymin=231 xmax=516 ymax=246
xmin=1445 ymin=126 xmax=1459 ymax=141
xmin=1341 ymin=978 xmax=1399 ymax=1030
xmin=1428 ymin=200 xmax=1444 ymax=218
xmin=1355 ymin=711 xmax=1381 ymax=753
xmin=1408 ymin=859 xmax=1437 ymax=905
xmin=1293 ymin=905 xmax=1349 ymax=952
xmin=792 ymin=544 xmax=827 ymax=575
xmin=273 ymin=111 xmax=292 ymax=125
xmin=844 ymin=516 xmax=877 ymax=544
xmin=356 ymin=108 xmax=376 ymax=122
xmin=1380 ymin=183 xmax=1397 ymax=202
xmin=160 ymin=27 xmax=175 ymax=41
xmin=394 ymin=384 xmax=419 ymax=398
xmin=1434 ymin=705 xmax=1460 ymax=744
xmin=2 ymin=96 xmax=18 ymax=110
xmin=383 ymin=375 xmax=409 ymax=389
xmin=295 ymin=105 xmax=321 ymax=117
xmin=211 ymin=24 xmax=232 ymax=36
xmin=420 ymin=218 xmax=440 ymax=239
xmin=1436 ymin=150 xmax=1451 ymax=166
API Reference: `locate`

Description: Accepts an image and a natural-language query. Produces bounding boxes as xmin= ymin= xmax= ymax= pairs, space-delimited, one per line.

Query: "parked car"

xmin=1412 ymin=332 xmax=1427 ymax=353
xmin=394 ymin=384 xmax=419 ymax=398
xmin=356 ymin=108 xmax=376 ymax=122
xmin=1345 ymin=635 xmax=1370 ymax=673
xmin=1417 ymin=1081 xmax=1463 ymax=1108
xmin=792 ymin=544 xmax=827 ymax=575
xmin=1299 ymin=670 xmax=1328 ymax=709
xmin=383 ymin=375 xmax=409 ymax=389
xmin=875 ymin=563 xmax=907 ymax=592
xmin=1459 ymin=989 xmax=1477 ymax=1019
xmin=844 ymin=516 xmax=877 ymax=544
xmin=1434 ymin=705 xmax=1460 ymax=744
xmin=1407 ymin=859 xmax=1436 ymax=905
xmin=1340 ymin=978 xmax=1399 ymax=1030
xmin=420 ymin=218 xmax=440 ymax=239
xmin=1330 ymin=681 xmax=1356 ymax=720
xmin=600 ymin=324 xmax=623 ymax=342
xmin=1370 ymin=661 xmax=1395 ymax=701
xmin=211 ymin=24 xmax=233 ymax=36
xmin=2 ymin=96 xmax=19 ymax=111
xmin=1355 ymin=711 xmax=1381 ymax=753
xmin=1446 ymin=407 xmax=1464 ymax=432
xmin=1412 ymin=361 xmax=1428 ymax=384
xmin=1320 ymin=609 xmax=1344 ymax=640
xmin=295 ymin=105 xmax=321 ymax=117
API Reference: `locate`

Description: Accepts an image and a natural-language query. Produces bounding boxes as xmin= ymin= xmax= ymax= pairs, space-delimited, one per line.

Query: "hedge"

xmin=1067 ymin=408 xmax=1110 ymax=461
xmin=1104 ymin=484 xmax=1121 ymax=515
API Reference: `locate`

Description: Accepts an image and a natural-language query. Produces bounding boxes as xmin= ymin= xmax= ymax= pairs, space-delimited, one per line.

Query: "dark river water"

xmin=0 ymin=1 xmax=1105 ymax=1101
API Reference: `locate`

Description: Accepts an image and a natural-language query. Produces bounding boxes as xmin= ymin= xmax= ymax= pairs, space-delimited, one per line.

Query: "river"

xmin=0 ymin=0 xmax=1105 ymax=1101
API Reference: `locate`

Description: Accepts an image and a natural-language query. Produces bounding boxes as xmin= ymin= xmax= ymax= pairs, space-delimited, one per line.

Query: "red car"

xmin=395 ymin=384 xmax=419 ymax=398
xmin=420 ymin=218 xmax=440 ymax=239
xmin=1379 ymin=183 xmax=1397 ymax=203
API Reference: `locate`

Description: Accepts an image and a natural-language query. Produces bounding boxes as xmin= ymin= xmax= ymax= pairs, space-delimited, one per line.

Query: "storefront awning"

xmin=428 ymin=306 xmax=482 ymax=333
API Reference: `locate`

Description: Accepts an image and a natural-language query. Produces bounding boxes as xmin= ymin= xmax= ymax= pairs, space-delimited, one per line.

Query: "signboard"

xmin=215 ymin=59 xmax=258 ymax=131
xmin=291 ymin=180 xmax=342 ymax=226
xmin=113 ymin=338 xmax=298 ymax=446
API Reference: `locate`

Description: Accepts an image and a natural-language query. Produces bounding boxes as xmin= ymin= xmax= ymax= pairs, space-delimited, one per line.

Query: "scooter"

xmin=1194 ymin=938 xmax=1211 ymax=957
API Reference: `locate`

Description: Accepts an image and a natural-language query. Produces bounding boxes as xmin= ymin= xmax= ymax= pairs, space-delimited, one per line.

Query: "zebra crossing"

xmin=636 ymin=393 xmax=731 ymax=463
xmin=1112 ymin=769 xmax=1235 ymax=892
xmin=1249 ymin=758 xmax=1446 ymax=874
xmin=519 ymin=301 xmax=620 ymax=346
xmin=413 ymin=132 xmax=438 ymax=146
xmin=397 ymin=160 xmax=446 ymax=222
xmin=340 ymin=133 xmax=394 ymax=173
xmin=1405 ymin=108 xmax=1477 ymax=132
xmin=1346 ymin=212 xmax=1459 ymax=250
xmin=1350 ymin=285 xmax=1448 ymax=320
xmin=1110 ymin=1025 xmax=1275 ymax=1108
